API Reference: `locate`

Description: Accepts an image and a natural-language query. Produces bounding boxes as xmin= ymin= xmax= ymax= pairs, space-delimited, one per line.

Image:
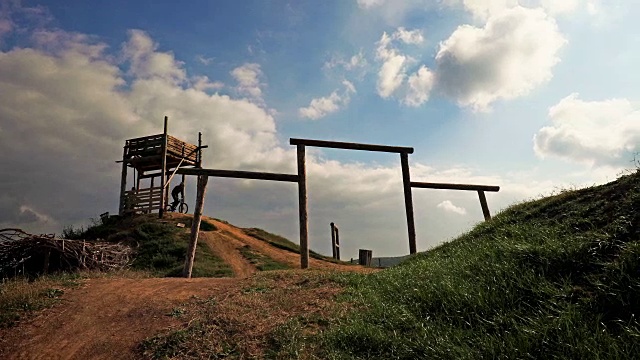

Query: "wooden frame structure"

xmin=176 ymin=137 xmax=500 ymax=275
xmin=117 ymin=116 xmax=206 ymax=217
xmin=289 ymin=138 xmax=419 ymax=254
xmin=410 ymin=182 xmax=500 ymax=221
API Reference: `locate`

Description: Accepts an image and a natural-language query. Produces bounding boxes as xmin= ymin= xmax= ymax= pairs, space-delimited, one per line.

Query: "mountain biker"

xmin=170 ymin=182 xmax=185 ymax=211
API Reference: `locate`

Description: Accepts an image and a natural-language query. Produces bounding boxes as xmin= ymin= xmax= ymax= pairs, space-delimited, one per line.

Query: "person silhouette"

xmin=170 ymin=182 xmax=185 ymax=211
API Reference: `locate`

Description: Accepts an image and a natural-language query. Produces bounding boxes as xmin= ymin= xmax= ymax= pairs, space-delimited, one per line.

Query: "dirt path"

xmin=208 ymin=218 xmax=373 ymax=273
xmin=199 ymin=231 xmax=256 ymax=278
xmin=0 ymin=216 xmax=373 ymax=359
xmin=0 ymin=277 xmax=240 ymax=360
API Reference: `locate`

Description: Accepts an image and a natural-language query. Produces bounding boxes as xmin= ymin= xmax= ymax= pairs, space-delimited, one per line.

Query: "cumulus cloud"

xmin=375 ymin=28 xmax=424 ymax=98
xmin=437 ymin=200 xmax=467 ymax=215
xmin=533 ymin=94 xmax=640 ymax=167
xmin=0 ymin=27 xmax=291 ymax=233
xmin=231 ymin=63 xmax=265 ymax=102
xmin=404 ymin=65 xmax=435 ymax=107
xmin=122 ymin=29 xmax=186 ymax=83
xmin=435 ymin=6 xmax=566 ymax=111
xmin=299 ymin=80 xmax=356 ymax=120
xmin=191 ymin=75 xmax=224 ymax=92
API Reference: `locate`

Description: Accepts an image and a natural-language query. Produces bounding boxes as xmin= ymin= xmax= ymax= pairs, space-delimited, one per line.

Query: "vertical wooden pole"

xmin=478 ymin=191 xmax=491 ymax=221
xmin=118 ymin=144 xmax=128 ymax=215
xmin=183 ymin=174 xmax=209 ymax=278
xmin=159 ymin=116 xmax=168 ymax=218
xmin=400 ymin=153 xmax=417 ymax=254
xmin=135 ymin=169 xmax=141 ymax=191
xmin=330 ymin=222 xmax=336 ymax=259
xmin=197 ymin=132 xmax=202 ymax=168
xmin=335 ymin=225 xmax=340 ymax=260
xmin=297 ymin=145 xmax=309 ymax=269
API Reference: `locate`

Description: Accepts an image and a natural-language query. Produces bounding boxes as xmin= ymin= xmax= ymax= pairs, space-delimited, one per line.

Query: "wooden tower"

xmin=118 ymin=116 xmax=205 ymax=217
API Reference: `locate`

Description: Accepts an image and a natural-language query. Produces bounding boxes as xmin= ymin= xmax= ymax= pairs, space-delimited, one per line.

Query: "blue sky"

xmin=1 ymin=0 xmax=639 ymax=258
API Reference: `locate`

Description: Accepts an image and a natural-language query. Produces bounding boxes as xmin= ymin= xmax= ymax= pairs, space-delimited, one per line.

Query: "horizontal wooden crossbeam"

xmin=177 ymin=168 xmax=299 ymax=182
xmin=410 ymin=182 xmax=500 ymax=192
xmin=290 ymin=138 xmax=414 ymax=154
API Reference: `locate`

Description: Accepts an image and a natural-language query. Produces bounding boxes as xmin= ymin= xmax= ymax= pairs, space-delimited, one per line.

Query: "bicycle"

xmin=167 ymin=197 xmax=189 ymax=214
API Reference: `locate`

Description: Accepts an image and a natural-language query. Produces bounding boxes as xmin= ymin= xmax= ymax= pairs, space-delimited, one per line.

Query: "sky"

xmin=1 ymin=0 xmax=639 ymax=259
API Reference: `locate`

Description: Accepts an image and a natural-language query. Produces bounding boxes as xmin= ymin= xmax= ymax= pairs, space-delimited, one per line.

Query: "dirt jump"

xmin=0 ymin=217 xmax=370 ymax=359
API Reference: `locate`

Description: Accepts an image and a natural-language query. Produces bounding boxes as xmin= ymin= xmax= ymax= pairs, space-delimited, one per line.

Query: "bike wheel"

xmin=178 ymin=202 xmax=188 ymax=214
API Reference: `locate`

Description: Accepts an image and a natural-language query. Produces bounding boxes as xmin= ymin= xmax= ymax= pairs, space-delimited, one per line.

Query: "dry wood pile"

xmin=0 ymin=228 xmax=133 ymax=278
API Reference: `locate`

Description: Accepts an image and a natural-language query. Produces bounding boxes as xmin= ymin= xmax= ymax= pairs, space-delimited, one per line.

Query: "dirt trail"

xmin=0 ymin=277 xmax=240 ymax=360
xmin=0 ymin=216 xmax=371 ymax=359
xmin=208 ymin=218 xmax=369 ymax=272
xmin=199 ymin=231 xmax=256 ymax=278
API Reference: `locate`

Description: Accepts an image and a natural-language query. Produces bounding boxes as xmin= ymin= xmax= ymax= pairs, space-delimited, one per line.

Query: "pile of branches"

xmin=0 ymin=228 xmax=133 ymax=278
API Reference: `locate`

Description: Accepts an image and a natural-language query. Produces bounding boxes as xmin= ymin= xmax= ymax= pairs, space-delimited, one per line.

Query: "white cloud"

xmin=0 ymin=28 xmax=292 ymax=233
xmin=394 ymin=27 xmax=424 ymax=44
xmin=540 ymin=0 xmax=580 ymax=15
xmin=404 ymin=65 xmax=435 ymax=106
xmin=324 ymin=50 xmax=368 ymax=71
xmin=356 ymin=0 xmax=387 ymax=9
xmin=122 ymin=30 xmax=186 ymax=83
xmin=375 ymin=30 xmax=421 ymax=98
xmin=437 ymin=200 xmax=467 ymax=215
xmin=299 ymin=80 xmax=356 ymax=120
xmin=435 ymin=6 xmax=566 ymax=111
xmin=231 ymin=63 xmax=264 ymax=102
xmin=533 ymin=94 xmax=640 ymax=167
xmin=196 ymin=55 xmax=214 ymax=65
xmin=191 ymin=75 xmax=224 ymax=92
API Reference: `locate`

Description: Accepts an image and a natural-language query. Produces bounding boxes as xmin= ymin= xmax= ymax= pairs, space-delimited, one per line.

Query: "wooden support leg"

xmin=118 ymin=146 xmax=128 ymax=216
xmin=183 ymin=174 xmax=209 ymax=278
xmin=297 ymin=145 xmax=309 ymax=269
xmin=478 ymin=190 xmax=491 ymax=221
xmin=400 ymin=153 xmax=417 ymax=254
xmin=330 ymin=222 xmax=337 ymax=260
xmin=335 ymin=226 xmax=340 ymax=260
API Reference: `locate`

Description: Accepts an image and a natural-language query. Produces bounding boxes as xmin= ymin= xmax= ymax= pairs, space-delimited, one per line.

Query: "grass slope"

xmin=64 ymin=214 xmax=231 ymax=278
xmin=320 ymin=171 xmax=640 ymax=359
xmin=243 ymin=227 xmax=345 ymax=263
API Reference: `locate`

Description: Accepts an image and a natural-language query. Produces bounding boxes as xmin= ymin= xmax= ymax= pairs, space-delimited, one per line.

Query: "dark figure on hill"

xmin=170 ymin=182 xmax=185 ymax=211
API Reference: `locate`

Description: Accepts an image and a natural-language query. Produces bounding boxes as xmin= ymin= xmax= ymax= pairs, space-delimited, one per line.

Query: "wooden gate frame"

xmin=177 ymin=137 xmax=500 ymax=276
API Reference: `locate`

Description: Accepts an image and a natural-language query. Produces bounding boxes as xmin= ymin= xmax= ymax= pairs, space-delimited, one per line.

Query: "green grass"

xmin=238 ymin=245 xmax=291 ymax=271
xmin=313 ymin=171 xmax=640 ymax=359
xmin=63 ymin=214 xmax=231 ymax=278
xmin=127 ymin=222 xmax=231 ymax=277
xmin=0 ymin=273 xmax=81 ymax=328
xmin=243 ymin=227 xmax=345 ymax=263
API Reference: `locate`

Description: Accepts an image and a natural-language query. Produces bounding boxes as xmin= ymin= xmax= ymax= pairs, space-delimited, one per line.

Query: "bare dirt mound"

xmin=199 ymin=231 xmax=256 ymax=278
xmin=0 ymin=277 xmax=240 ymax=360
xmin=208 ymin=218 xmax=370 ymax=272
xmin=0 ymin=215 xmax=372 ymax=359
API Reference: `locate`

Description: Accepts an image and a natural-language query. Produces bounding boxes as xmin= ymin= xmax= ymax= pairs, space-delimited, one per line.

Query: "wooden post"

xmin=358 ymin=249 xmax=372 ymax=266
xmin=330 ymin=223 xmax=336 ymax=259
xmin=297 ymin=145 xmax=309 ymax=269
xmin=183 ymin=174 xmax=209 ymax=278
xmin=400 ymin=153 xmax=417 ymax=254
xmin=335 ymin=225 xmax=340 ymax=260
xmin=478 ymin=190 xmax=491 ymax=221
xmin=197 ymin=132 xmax=202 ymax=168
xmin=159 ymin=116 xmax=169 ymax=218
xmin=118 ymin=144 xmax=128 ymax=215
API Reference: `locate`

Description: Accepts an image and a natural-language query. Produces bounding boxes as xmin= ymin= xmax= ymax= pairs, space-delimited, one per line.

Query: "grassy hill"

xmin=316 ymin=170 xmax=640 ymax=359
